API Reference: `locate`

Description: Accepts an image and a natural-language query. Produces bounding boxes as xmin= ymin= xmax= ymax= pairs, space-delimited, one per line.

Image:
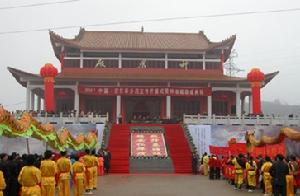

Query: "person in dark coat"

xmin=103 ymin=149 xmax=111 ymax=174
xmin=0 ymin=153 xmax=11 ymax=196
xmin=7 ymin=153 xmax=20 ymax=196
xmin=269 ymin=154 xmax=289 ymax=196
xmin=192 ymin=153 xmax=199 ymax=175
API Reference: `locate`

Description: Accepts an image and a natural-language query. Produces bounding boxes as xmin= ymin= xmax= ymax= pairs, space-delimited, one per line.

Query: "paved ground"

xmin=93 ymin=174 xmax=264 ymax=196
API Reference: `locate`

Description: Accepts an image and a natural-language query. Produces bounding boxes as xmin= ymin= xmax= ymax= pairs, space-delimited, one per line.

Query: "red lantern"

xmin=247 ymin=68 xmax=265 ymax=115
xmin=40 ymin=63 xmax=58 ymax=112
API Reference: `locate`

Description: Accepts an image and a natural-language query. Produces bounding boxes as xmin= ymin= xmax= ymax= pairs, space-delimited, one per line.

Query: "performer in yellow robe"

xmin=72 ymin=156 xmax=86 ymax=196
xmin=232 ymin=155 xmax=244 ymax=190
xmin=202 ymin=153 xmax=209 ymax=176
xmin=261 ymin=156 xmax=273 ymax=196
xmin=245 ymin=157 xmax=257 ymax=192
xmin=82 ymin=149 xmax=94 ymax=193
xmin=40 ymin=150 xmax=57 ymax=196
xmin=91 ymin=151 xmax=99 ymax=189
xmin=18 ymin=154 xmax=42 ymax=196
xmin=286 ymin=162 xmax=295 ymax=196
xmin=0 ymin=170 xmax=6 ymax=196
xmin=56 ymin=151 xmax=72 ymax=196
xmin=98 ymin=156 xmax=104 ymax=176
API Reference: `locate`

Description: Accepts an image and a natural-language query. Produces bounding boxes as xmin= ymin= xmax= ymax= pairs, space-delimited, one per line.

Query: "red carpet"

xmin=107 ymin=124 xmax=130 ymax=173
xmin=164 ymin=124 xmax=192 ymax=173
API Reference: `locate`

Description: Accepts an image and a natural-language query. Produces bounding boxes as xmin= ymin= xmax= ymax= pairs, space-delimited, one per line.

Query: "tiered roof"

xmin=50 ymin=28 xmax=236 ymax=60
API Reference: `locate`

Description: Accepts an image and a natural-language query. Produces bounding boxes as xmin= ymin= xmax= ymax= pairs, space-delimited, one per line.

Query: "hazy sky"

xmin=0 ymin=0 xmax=300 ymax=110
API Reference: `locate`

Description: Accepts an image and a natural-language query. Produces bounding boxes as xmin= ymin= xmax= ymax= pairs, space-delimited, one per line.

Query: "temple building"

xmin=8 ymin=28 xmax=278 ymax=123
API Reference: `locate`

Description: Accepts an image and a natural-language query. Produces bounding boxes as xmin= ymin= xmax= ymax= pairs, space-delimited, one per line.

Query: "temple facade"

xmin=8 ymin=28 xmax=278 ymax=123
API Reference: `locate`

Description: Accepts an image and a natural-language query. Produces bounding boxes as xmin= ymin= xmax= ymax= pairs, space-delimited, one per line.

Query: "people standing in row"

xmin=232 ymin=154 xmax=245 ymax=190
xmin=40 ymin=150 xmax=57 ymax=196
xmin=269 ymin=154 xmax=289 ymax=196
xmin=246 ymin=156 xmax=257 ymax=192
xmin=56 ymin=151 xmax=72 ymax=196
xmin=72 ymin=155 xmax=85 ymax=196
xmin=91 ymin=150 xmax=98 ymax=190
xmin=261 ymin=156 xmax=273 ymax=196
xmin=82 ymin=149 xmax=94 ymax=194
xmin=18 ymin=154 xmax=41 ymax=196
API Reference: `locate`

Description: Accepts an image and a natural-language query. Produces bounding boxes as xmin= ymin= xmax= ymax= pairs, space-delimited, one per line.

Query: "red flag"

xmin=60 ymin=49 xmax=64 ymax=70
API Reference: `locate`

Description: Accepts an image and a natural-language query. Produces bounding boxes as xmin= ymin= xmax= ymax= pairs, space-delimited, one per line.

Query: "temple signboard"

xmin=78 ymin=85 xmax=212 ymax=96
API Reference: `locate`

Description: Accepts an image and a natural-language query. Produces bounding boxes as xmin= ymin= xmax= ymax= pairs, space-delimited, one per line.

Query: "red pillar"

xmin=40 ymin=63 xmax=58 ymax=113
xmin=251 ymin=83 xmax=262 ymax=115
xmin=247 ymin=68 xmax=265 ymax=115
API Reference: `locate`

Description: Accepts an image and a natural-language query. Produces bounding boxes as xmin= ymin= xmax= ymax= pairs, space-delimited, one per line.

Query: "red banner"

xmin=209 ymin=146 xmax=229 ymax=156
xmin=78 ymin=86 xmax=212 ymax=96
xmin=228 ymin=143 xmax=247 ymax=156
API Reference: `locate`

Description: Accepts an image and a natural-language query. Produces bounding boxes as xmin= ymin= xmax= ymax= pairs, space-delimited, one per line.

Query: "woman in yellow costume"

xmin=202 ymin=152 xmax=209 ymax=176
xmin=232 ymin=154 xmax=245 ymax=190
xmin=91 ymin=150 xmax=98 ymax=190
xmin=261 ymin=156 xmax=273 ymax=196
xmin=286 ymin=159 xmax=295 ymax=196
xmin=82 ymin=149 xmax=94 ymax=194
xmin=18 ymin=154 xmax=41 ymax=196
xmin=56 ymin=151 xmax=72 ymax=196
xmin=72 ymin=155 xmax=86 ymax=196
xmin=40 ymin=150 xmax=57 ymax=196
xmin=0 ymin=167 xmax=6 ymax=196
xmin=246 ymin=156 xmax=257 ymax=192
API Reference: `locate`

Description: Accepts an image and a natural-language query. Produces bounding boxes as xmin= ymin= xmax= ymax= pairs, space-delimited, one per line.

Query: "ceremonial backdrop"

xmin=188 ymin=125 xmax=300 ymax=157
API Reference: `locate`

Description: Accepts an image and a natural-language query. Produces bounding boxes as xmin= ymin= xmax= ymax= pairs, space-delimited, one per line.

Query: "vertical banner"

xmin=188 ymin=125 xmax=211 ymax=156
xmin=96 ymin=124 xmax=105 ymax=149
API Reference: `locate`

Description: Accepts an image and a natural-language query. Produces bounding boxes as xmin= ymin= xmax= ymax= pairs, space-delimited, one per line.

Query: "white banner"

xmin=0 ymin=137 xmax=46 ymax=154
xmin=188 ymin=125 xmax=212 ymax=156
xmin=96 ymin=124 xmax=105 ymax=149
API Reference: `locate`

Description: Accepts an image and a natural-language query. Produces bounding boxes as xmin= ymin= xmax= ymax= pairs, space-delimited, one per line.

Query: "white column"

xmin=241 ymin=96 xmax=245 ymax=115
xmin=30 ymin=91 xmax=35 ymax=111
xmin=236 ymin=87 xmax=241 ymax=117
xmin=207 ymin=95 xmax=212 ymax=117
xmin=118 ymin=53 xmax=122 ymax=68
xmin=26 ymin=85 xmax=30 ymax=111
xmin=80 ymin=52 xmax=83 ymax=68
xmin=166 ymin=96 xmax=171 ymax=119
xmin=37 ymin=96 xmax=41 ymax=111
xmin=164 ymin=53 xmax=168 ymax=69
xmin=116 ymin=96 xmax=121 ymax=123
xmin=249 ymin=95 xmax=253 ymax=114
xmin=74 ymin=83 xmax=79 ymax=116
xmin=203 ymin=53 xmax=206 ymax=70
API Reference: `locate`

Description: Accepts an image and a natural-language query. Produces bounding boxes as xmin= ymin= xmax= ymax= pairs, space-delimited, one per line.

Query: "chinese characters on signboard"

xmin=131 ymin=133 xmax=168 ymax=157
xmin=78 ymin=86 xmax=212 ymax=96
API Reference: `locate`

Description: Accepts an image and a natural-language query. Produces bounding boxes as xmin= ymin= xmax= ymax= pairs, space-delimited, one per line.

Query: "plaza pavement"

xmin=93 ymin=174 xmax=265 ymax=196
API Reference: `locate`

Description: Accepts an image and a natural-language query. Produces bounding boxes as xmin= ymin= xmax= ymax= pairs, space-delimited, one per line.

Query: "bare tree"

xmin=224 ymin=49 xmax=244 ymax=77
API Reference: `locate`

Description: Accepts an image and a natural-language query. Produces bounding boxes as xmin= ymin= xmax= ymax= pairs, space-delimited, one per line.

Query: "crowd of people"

xmin=197 ymin=152 xmax=300 ymax=196
xmin=0 ymin=148 xmax=111 ymax=196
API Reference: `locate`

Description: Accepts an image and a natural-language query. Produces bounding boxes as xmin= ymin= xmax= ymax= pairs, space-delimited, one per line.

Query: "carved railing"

xmin=183 ymin=114 xmax=300 ymax=126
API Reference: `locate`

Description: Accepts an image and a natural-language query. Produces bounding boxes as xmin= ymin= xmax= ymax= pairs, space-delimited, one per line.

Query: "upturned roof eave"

xmin=49 ymin=29 xmax=236 ymax=60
